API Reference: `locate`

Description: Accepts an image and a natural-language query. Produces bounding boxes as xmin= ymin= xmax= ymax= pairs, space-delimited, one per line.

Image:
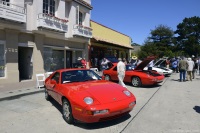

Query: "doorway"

xmin=18 ymin=47 xmax=33 ymax=81
xmin=66 ymin=51 xmax=72 ymax=68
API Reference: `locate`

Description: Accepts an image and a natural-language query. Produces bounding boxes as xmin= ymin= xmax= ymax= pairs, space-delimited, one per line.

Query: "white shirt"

xmin=187 ymin=59 xmax=194 ymax=71
xmin=117 ymin=61 xmax=125 ymax=74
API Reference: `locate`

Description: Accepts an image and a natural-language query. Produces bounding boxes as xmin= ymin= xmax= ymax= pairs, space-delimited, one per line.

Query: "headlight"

xmin=123 ymin=90 xmax=131 ymax=97
xmin=84 ymin=97 xmax=93 ymax=105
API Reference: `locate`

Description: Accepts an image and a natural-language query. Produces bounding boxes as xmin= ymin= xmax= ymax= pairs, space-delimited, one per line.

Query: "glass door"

xmin=66 ymin=51 xmax=72 ymax=68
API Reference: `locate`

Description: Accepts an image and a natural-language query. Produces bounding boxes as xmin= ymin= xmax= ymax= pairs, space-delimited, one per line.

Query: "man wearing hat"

xmin=130 ymin=56 xmax=138 ymax=68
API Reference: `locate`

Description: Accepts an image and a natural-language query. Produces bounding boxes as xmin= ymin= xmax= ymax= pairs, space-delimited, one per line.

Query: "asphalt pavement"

xmin=0 ymin=72 xmax=199 ymax=133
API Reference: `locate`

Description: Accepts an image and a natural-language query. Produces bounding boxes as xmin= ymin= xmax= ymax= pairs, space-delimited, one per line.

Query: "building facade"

xmin=89 ymin=20 xmax=133 ymax=70
xmin=0 ymin=0 xmax=92 ymax=85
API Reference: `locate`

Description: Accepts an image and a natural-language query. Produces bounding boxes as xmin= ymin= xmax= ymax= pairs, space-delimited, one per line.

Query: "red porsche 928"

xmin=44 ymin=69 xmax=136 ymax=124
xmin=103 ymin=57 xmax=165 ymax=87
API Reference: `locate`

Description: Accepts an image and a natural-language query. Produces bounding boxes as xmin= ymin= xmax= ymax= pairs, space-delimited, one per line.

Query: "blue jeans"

xmin=179 ymin=69 xmax=186 ymax=81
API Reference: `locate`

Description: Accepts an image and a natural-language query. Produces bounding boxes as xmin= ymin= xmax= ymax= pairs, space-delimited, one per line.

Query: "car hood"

xmin=134 ymin=57 xmax=154 ymax=70
xmin=64 ymin=80 xmax=130 ymax=104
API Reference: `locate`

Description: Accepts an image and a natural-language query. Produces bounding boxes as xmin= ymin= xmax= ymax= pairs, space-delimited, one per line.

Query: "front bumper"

xmin=72 ymin=97 xmax=136 ymax=123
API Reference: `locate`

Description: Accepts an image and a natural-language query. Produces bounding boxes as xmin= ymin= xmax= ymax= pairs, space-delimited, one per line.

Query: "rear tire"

xmin=62 ymin=98 xmax=74 ymax=124
xmin=105 ymin=75 xmax=111 ymax=81
xmin=131 ymin=77 xmax=141 ymax=87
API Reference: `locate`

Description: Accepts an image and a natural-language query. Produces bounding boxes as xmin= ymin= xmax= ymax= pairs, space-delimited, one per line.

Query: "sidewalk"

xmin=0 ymin=80 xmax=44 ymax=101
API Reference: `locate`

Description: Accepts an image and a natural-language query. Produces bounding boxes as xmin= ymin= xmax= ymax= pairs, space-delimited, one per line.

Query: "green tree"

xmin=175 ymin=16 xmax=200 ymax=57
xmin=138 ymin=25 xmax=175 ymax=59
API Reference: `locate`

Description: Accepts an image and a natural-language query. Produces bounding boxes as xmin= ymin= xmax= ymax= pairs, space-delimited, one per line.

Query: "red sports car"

xmin=44 ymin=69 xmax=136 ymax=124
xmin=103 ymin=57 xmax=165 ymax=87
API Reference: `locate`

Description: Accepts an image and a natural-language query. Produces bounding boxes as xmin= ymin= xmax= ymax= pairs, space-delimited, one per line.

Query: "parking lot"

xmin=0 ymin=73 xmax=200 ymax=133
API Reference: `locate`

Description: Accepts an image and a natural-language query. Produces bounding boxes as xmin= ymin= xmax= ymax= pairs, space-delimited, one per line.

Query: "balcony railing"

xmin=37 ymin=13 xmax=68 ymax=33
xmin=0 ymin=1 xmax=26 ymax=23
xmin=72 ymin=24 xmax=92 ymax=38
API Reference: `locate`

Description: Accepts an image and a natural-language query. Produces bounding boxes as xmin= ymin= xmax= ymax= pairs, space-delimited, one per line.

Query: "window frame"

xmin=43 ymin=0 xmax=57 ymax=16
xmin=76 ymin=6 xmax=85 ymax=25
xmin=0 ymin=41 xmax=6 ymax=78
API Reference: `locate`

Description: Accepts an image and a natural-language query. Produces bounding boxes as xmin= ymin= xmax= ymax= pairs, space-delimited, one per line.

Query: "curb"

xmin=0 ymin=88 xmax=44 ymax=102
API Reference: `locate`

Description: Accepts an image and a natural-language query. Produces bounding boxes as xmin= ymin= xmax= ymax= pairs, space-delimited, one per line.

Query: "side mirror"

xmin=50 ymin=80 xmax=57 ymax=88
xmin=51 ymin=80 xmax=57 ymax=84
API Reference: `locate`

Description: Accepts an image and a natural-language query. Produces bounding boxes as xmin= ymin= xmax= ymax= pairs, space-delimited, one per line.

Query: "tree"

xmin=175 ymin=16 xmax=200 ymax=57
xmin=138 ymin=25 xmax=175 ymax=59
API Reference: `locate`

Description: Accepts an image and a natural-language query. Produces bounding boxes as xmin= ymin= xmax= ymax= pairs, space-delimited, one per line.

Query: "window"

xmin=0 ymin=44 xmax=5 ymax=77
xmin=51 ymin=72 xmax=60 ymax=83
xmin=43 ymin=0 xmax=55 ymax=16
xmin=2 ymin=0 xmax=10 ymax=6
xmin=76 ymin=6 xmax=85 ymax=25
xmin=43 ymin=47 xmax=64 ymax=72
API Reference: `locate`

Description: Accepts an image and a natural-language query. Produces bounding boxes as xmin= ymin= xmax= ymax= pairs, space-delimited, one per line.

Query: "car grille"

xmin=99 ymin=111 xmax=130 ymax=122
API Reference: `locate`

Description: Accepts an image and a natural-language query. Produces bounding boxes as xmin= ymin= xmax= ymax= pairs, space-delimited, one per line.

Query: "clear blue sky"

xmin=91 ymin=0 xmax=200 ymax=45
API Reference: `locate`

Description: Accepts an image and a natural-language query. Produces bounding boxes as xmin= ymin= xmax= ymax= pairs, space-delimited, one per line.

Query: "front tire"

xmin=62 ymin=98 xmax=74 ymax=124
xmin=131 ymin=77 xmax=141 ymax=87
xmin=45 ymin=88 xmax=51 ymax=101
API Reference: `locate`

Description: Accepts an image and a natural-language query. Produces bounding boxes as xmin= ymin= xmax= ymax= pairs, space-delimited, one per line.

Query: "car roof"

xmin=56 ymin=68 xmax=88 ymax=73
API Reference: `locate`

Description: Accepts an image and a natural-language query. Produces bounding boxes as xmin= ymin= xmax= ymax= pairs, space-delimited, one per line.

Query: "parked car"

xmin=103 ymin=57 xmax=165 ymax=87
xmin=44 ymin=69 xmax=136 ymax=124
xmin=143 ymin=57 xmax=173 ymax=76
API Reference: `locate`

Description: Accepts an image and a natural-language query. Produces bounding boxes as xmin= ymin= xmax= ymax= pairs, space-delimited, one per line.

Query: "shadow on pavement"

xmin=74 ymin=113 xmax=131 ymax=129
xmin=48 ymin=97 xmax=132 ymax=129
xmin=193 ymin=106 xmax=200 ymax=114
xmin=170 ymin=79 xmax=180 ymax=82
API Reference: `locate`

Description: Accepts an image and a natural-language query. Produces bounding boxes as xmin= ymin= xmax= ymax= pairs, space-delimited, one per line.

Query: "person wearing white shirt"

xmin=148 ymin=60 xmax=154 ymax=70
xmin=117 ymin=58 xmax=126 ymax=88
xmin=187 ymin=58 xmax=194 ymax=81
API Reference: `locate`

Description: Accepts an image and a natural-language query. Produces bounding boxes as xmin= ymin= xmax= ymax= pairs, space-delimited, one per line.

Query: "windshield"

xmin=61 ymin=70 xmax=101 ymax=83
xmin=105 ymin=56 xmax=118 ymax=63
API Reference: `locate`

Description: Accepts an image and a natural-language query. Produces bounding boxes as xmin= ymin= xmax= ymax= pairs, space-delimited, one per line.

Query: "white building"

xmin=0 ymin=0 xmax=92 ymax=85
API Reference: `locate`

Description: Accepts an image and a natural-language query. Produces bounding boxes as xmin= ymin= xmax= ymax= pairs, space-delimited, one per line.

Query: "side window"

xmin=51 ymin=72 xmax=60 ymax=83
xmin=113 ymin=66 xmax=117 ymax=71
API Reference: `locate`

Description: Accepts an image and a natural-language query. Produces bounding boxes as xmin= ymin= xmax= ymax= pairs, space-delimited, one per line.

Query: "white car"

xmin=144 ymin=58 xmax=173 ymax=76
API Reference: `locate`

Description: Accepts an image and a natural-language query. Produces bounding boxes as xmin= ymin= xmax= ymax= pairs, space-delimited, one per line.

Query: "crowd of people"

xmin=176 ymin=56 xmax=199 ymax=82
xmin=76 ymin=55 xmax=200 ymax=87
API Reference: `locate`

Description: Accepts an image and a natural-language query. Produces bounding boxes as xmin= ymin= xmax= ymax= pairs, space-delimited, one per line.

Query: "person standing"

xmin=101 ymin=58 xmax=109 ymax=71
xmin=166 ymin=59 xmax=170 ymax=69
xmin=148 ymin=60 xmax=154 ymax=70
xmin=123 ymin=58 xmax=128 ymax=65
xmin=187 ymin=58 xmax=194 ymax=81
xmin=81 ymin=58 xmax=87 ymax=68
xmin=172 ymin=58 xmax=178 ymax=73
xmin=178 ymin=57 xmax=188 ymax=82
xmin=117 ymin=58 xmax=126 ymax=88
xmin=192 ymin=57 xmax=198 ymax=79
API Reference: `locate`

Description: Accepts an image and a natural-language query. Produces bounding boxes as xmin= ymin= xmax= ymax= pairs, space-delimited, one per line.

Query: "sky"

xmin=91 ymin=0 xmax=200 ymax=45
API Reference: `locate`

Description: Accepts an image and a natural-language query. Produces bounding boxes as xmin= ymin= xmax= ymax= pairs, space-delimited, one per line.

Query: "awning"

xmin=92 ymin=36 xmax=134 ymax=49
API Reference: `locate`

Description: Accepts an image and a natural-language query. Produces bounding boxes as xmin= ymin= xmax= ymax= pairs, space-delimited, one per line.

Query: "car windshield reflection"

xmin=61 ymin=70 xmax=101 ymax=83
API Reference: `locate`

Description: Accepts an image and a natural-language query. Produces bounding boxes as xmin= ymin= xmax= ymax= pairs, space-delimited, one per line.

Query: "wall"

xmin=91 ymin=21 xmax=131 ymax=48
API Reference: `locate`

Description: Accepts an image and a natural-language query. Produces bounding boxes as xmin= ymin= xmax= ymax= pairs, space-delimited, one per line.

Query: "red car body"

xmin=44 ymin=68 xmax=136 ymax=124
xmin=103 ymin=57 xmax=165 ymax=87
